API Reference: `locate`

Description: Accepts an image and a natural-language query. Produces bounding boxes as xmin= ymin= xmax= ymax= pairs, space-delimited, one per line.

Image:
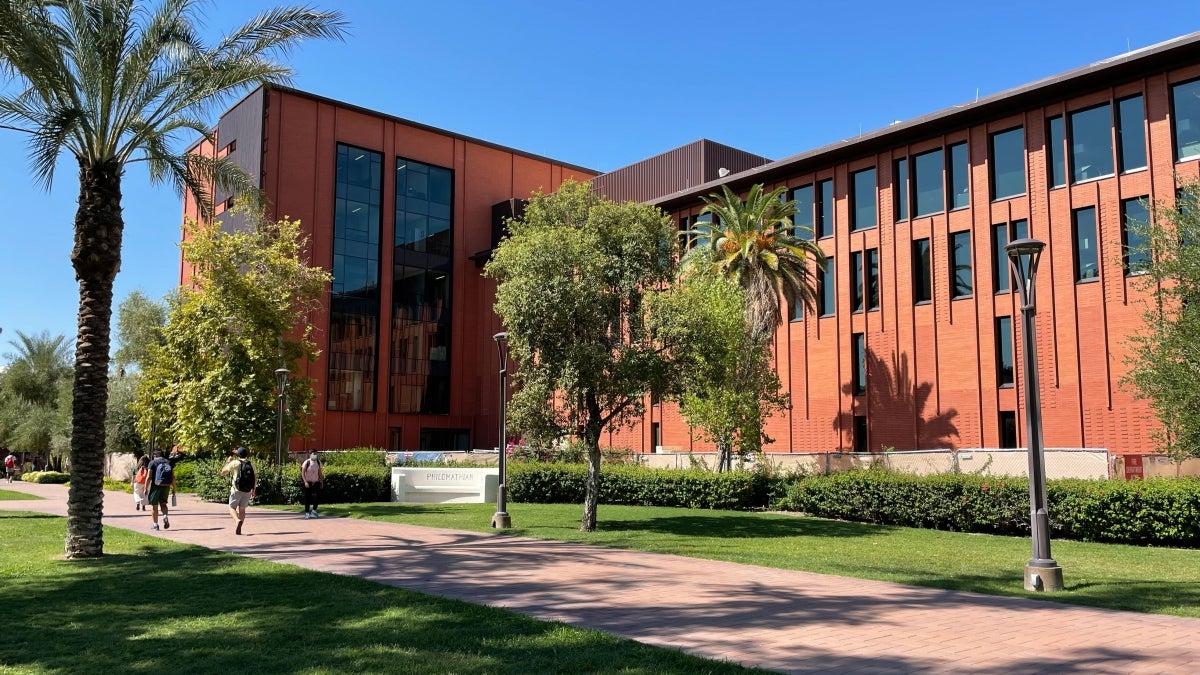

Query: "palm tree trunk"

xmin=579 ymin=393 xmax=603 ymax=532
xmin=64 ymin=159 xmax=124 ymax=559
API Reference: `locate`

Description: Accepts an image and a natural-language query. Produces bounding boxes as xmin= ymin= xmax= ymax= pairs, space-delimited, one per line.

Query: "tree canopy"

xmin=485 ymin=180 xmax=677 ymax=531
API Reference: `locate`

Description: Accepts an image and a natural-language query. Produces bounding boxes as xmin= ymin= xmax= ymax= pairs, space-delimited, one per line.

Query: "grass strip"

xmin=0 ymin=489 xmax=40 ymax=500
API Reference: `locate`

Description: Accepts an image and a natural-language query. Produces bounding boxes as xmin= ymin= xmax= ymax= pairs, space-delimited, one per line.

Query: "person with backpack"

xmin=4 ymin=451 xmax=16 ymax=483
xmin=300 ymin=449 xmax=325 ymax=519
xmin=132 ymin=455 xmax=150 ymax=510
xmin=220 ymin=447 xmax=256 ymax=535
xmin=145 ymin=450 xmax=175 ymax=530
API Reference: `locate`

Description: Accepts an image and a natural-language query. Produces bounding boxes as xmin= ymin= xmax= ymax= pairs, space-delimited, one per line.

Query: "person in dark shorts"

xmin=220 ymin=447 xmax=256 ymax=535
xmin=300 ymin=449 xmax=324 ymax=519
xmin=145 ymin=450 xmax=175 ymax=531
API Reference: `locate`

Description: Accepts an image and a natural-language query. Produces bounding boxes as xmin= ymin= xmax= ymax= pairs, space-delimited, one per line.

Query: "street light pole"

xmin=275 ymin=366 xmax=290 ymax=474
xmin=1005 ymin=237 xmax=1064 ymax=592
xmin=491 ymin=332 xmax=511 ymax=529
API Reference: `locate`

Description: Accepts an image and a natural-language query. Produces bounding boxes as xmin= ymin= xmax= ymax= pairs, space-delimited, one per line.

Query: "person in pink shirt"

xmin=300 ymin=449 xmax=325 ymax=519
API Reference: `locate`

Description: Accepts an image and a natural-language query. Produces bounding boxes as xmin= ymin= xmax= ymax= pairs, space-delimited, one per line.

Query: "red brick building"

xmin=187 ymin=32 xmax=1200 ymax=456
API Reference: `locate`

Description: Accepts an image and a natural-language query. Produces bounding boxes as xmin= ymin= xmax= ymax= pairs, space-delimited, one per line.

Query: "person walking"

xmin=145 ymin=450 xmax=175 ymax=530
xmin=301 ymin=449 xmax=325 ymax=519
xmin=220 ymin=447 xmax=256 ymax=535
xmin=4 ymin=451 xmax=16 ymax=483
xmin=132 ymin=455 xmax=150 ymax=510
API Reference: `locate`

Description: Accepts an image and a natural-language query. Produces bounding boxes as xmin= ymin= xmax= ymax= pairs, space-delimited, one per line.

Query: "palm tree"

xmin=0 ymin=0 xmax=346 ymax=558
xmin=682 ymin=184 xmax=825 ymax=347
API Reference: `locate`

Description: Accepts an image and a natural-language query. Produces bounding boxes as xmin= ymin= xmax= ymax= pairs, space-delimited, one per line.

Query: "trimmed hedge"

xmin=19 ymin=471 xmax=70 ymax=484
xmin=509 ymin=463 xmax=779 ymax=510
xmin=191 ymin=457 xmax=390 ymax=505
xmin=774 ymin=470 xmax=1200 ymax=547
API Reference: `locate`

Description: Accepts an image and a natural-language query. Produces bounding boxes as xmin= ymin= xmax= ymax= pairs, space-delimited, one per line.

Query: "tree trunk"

xmin=64 ymin=159 xmax=124 ymax=559
xmin=579 ymin=393 xmax=603 ymax=532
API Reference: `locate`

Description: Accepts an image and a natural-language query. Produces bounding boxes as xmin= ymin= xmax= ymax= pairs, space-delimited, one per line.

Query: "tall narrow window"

xmin=1069 ymin=103 xmax=1114 ymax=182
xmin=949 ymin=142 xmax=970 ymax=209
xmin=850 ymin=251 xmax=864 ymax=313
xmin=853 ymin=415 xmax=868 ymax=453
xmin=693 ymin=213 xmax=713 ymax=250
xmin=990 ymin=127 xmax=1026 ymax=199
xmin=852 ymin=333 xmax=866 ymax=395
xmin=851 ymin=168 xmax=877 ymax=230
xmin=895 ymin=157 xmax=909 ymax=221
xmin=1118 ymin=95 xmax=1147 ymax=172
xmin=867 ymin=248 xmax=879 ymax=310
xmin=1172 ymin=78 xmax=1200 ymax=161
xmin=1073 ymin=206 xmax=1100 ymax=281
xmin=819 ymin=256 xmax=835 ymax=316
xmin=951 ymin=231 xmax=973 ymax=298
xmin=993 ymin=222 xmax=1010 ymax=293
xmin=1048 ymin=116 xmax=1066 ymax=188
xmin=329 ymin=144 xmax=382 ymax=412
xmin=914 ymin=149 xmax=944 ymax=217
xmin=651 ymin=422 xmax=661 ymax=451
xmin=996 ymin=316 xmax=1014 ymax=387
xmin=392 ymin=157 xmax=455 ymax=415
xmin=792 ymin=184 xmax=814 ymax=241
xmin=1012 ymin=218 xmax=1028 ymax=241
xmin=679 ymin=215 xmax=692 ymax=249
xmin=913 ymin=238 xmax=932 ymax=304
xmin=817 ymin=179 xmax=834 ymax=238
xmin=1121 ymin=197 xmax=1150 ymax=275
xmin=1000 ymin=411 xmax=1018 ymax=448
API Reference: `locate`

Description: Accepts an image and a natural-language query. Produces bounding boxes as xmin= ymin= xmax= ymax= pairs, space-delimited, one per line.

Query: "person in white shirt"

xmin=301 ymin=449 xmax=325 ymax=519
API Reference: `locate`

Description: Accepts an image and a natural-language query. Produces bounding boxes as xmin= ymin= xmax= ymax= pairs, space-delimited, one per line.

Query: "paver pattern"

xmin=3 ymin=481 xmax=1198 ymax=674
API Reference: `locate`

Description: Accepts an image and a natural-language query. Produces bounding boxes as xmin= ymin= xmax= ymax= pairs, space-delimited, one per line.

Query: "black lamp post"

xmin=1005 ymin=237 xmax=1064 ymax=592
xmin=491 ymin=332 xmax=512 ymax=529
xmin=274 ymin=366 xmax=290 ymax=470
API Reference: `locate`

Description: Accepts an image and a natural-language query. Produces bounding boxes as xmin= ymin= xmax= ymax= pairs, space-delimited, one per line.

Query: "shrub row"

xmin=508 ymin=463 xmax=780 ymax=510
xmin=190 ymin=457 xmax=391 ymax=505
xmin=19 ymin=471 xmax=70 ymax=484
xmin=774 ymin=470 xmax=1200 ymax=547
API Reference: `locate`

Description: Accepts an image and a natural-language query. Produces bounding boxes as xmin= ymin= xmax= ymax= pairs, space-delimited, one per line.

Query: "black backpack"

xmin=235 ymin=460 xmax=255 ymax=492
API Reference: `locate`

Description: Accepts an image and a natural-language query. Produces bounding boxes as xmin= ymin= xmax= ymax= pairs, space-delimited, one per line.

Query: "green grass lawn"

xmin=0 ymin=511 xmax=769 ymax=675
xmin=0 ymin=489 xmax=39 ymax=500
xmin=284 ymin=501 xmax=1200 ymax=619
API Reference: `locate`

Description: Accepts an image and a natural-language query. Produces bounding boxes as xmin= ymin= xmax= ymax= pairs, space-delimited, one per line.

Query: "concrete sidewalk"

xmin=2 ymin=480 xmax=1198 ymax=674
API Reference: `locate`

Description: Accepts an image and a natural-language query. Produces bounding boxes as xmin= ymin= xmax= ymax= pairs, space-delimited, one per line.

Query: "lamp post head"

xmin=493 ymin=332 xmax=509 ymax=364
xmin=275 ymin=366 xmax=290 ymax=394
xmin=1005 ymin=237 xmax=1046 ymax=310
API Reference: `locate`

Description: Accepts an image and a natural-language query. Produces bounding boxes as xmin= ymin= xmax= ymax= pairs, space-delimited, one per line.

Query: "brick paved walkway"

xmin=3 ymin=481 xmax=1198 ymax=674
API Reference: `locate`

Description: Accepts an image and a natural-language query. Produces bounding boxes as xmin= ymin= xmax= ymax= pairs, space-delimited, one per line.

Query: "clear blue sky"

xmin=1 ymin=0 xmax=1197 ymax=358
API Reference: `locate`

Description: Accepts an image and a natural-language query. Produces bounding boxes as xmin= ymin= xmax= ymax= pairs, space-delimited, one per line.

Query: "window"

xmin=851 ymin=168 xmax=877 ymax=230
xmin=392 ymin=157 xmax=455 ymax=415
xmin=1000 ymin=411 xmax=1018 ymax=449
xmin=913 ymin=239 xmax=932 ymax=304
xmin=914 ymin=149 xmax=944 ymax=217
xmin=1069 ymin=103 xmax=1114 ymax=182
xmin=419 ymin=428 xmax=470 ymax=452
xmin=693 ymin=212 xmax=713 ymax=249
xmin=867 ymin=248 xmax=880 ymax=310
xmin=949 ymin=142 xmax=969 ymax=209
xmin=992 ymin=219 xmax=1028 ymax=293
xmin=850 ymin=251 xmax=864 ymax=312
xmin=651 ymin=422 xmax=661 ymax=451
xmin=329 ymin=144 xmax=382 ymax=412
xmin=1172 ymin=78 xmax=1200 ymax=161
xmin=1073 ymin=206 xmax=1100 ymax=281
xmin=990 ymin=128 xmax=1025 ymax=199
xmin=819 ymin=256 xmax=835 ymax=316
xmin=679 ymin=215 xmax=692 ymax=249
xmin=817 ymin=179 xmax=833 ymax=238
xmin=1118 ymin=95 xmax=1147 ymax=172
xmin=388 ymin=427 xmax=403 ymax=452
xmin=996 ymin=316 xmax=1014 ymax=387
xmin=852 ymin=333 xmax=866 ymax=396
xmin=895 ymin=157 xmax=909 ymax=221
xmin=853 ymin=415 xmax=868 ymax=453
xmin=1122 ymin=197 xmax=1150 ymax=275
xmin=951 ymin=231 xmax=973 ymax=298
xmin=792 ymin=185 xmax=814 ymax=241
xmin=1048 ymin=116 xmax=1066 ymax=188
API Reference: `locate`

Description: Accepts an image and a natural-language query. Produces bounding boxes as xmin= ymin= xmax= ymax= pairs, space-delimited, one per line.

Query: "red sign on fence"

xmin=1124 ymin=455 xmax=1144 ymax=480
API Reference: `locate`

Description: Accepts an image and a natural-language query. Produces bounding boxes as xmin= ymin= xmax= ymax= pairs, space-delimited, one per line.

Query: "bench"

xmin=391 ymin=467 xmax=499 ymax=504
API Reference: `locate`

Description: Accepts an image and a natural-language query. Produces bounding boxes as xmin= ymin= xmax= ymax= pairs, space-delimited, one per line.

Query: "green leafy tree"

xmin=650 ymin=275 xmax=788 ymax=471
xmin=135 ymin=209 xmax=330 ymax=459
xmin=113 ymin=291 xmax=167 ymax=374
xmin=0 ymin=0 xmax=347 ymax=558
xmin=0 ymin=331 xmax=73 ymax=467
xmin=485 ymin=180 xmax=677 ymax=532
xmin=682 ymin=184 xmax=825 ymax=346
xmin=1123 ymin=182 xmax=1200 ymax=467
xmin=105 ymin=374 xmax=142 ymax=456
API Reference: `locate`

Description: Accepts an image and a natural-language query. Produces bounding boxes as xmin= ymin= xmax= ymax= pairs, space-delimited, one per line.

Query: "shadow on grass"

xmin=598 ymin=513 xmax=886 ymax=539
